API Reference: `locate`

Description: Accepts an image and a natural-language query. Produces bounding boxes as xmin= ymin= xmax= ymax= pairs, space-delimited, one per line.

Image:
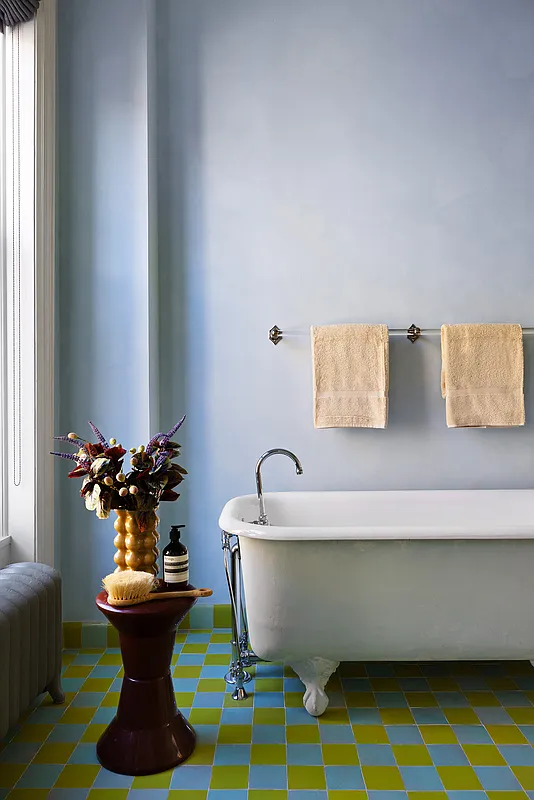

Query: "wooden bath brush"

xmin=102 ymin=571 xmax=212 ymax=607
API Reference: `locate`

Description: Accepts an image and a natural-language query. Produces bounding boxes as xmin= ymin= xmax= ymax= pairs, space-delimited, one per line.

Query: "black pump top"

xmin=170 ymin=525 xmax=185 ymax=540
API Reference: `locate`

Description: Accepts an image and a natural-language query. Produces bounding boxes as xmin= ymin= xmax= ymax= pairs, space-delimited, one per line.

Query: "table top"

xmin=95 ymin=588 xmax=197 ymax=618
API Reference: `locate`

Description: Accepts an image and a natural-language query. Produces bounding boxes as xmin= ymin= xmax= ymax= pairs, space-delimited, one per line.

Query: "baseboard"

xmin=62 ymin=603 xmax=232 ymax=649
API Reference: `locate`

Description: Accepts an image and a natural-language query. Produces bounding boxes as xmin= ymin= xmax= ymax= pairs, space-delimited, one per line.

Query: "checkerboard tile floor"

xmin=3 ymin=631 xmax=534 ymax=799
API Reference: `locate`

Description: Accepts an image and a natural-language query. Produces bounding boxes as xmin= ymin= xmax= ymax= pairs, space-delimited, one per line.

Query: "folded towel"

xmin=311 ymin=323 xmax=389 ymax=429
xmin=441 ymin=323 xmax=525 ymax=428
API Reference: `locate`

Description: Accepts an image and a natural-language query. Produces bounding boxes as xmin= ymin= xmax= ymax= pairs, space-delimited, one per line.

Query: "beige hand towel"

xmin=441 ymin=323 xmax=525 ymax=428
xmin=311 ymin=323 xmax=389 ymax=429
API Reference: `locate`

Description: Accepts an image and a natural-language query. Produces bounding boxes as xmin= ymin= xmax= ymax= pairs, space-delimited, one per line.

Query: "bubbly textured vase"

xmin=113 ymin=509 xmax=159 ymax=575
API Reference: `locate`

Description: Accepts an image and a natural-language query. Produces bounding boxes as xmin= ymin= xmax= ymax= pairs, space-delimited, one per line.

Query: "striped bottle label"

xmin=164 ymin=553 xmax=189 ymax=584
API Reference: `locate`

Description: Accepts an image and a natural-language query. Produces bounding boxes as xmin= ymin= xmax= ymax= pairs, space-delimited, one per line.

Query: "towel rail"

xmin=269 ymin=324 xmax=534 ymax=346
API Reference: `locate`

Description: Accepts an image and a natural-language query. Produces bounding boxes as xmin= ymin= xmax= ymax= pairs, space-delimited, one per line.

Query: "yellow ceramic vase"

xmin=113 ymin=509 xmax=159 ymax=575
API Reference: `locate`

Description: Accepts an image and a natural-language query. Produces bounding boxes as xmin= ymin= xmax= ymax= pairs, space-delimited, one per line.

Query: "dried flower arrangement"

xmin=52 ymin=417 xmax=187 ymax=528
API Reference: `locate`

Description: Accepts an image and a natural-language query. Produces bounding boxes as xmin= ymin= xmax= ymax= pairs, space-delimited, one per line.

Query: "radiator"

xmin=0 ymin=562 xmax=64 ymax=740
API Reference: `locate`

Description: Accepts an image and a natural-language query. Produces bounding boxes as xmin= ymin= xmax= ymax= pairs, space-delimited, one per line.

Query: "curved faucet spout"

xmin=255 ymin=448 xmax=303 ymax=525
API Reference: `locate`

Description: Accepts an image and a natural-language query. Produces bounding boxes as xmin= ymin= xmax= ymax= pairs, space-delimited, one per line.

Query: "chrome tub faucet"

xmin=254 ymin=448 xmax=303 ymax=525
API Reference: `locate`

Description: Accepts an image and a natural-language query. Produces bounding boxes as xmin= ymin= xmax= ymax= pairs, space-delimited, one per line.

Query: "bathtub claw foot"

xmin=290 ymin=657 xmax=340 ymax=717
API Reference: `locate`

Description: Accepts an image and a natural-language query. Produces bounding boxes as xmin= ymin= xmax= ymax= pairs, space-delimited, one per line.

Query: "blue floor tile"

xmin=214 ymin=744 xmax=251 ymax=764
xmin=434 ymin=692 xmax=469 ymax=707
xmin=367 ymin=664 xmax=396 ymax=677
xmin=255 ymin=663 xmax=284 ymax=678
xmin=47 ymin=724 xmax=87 ymax=743
xmin=27 ymin=706 xmax=66 ymax=724
xmin=72 ymin=654 xmax=101 ymax=665
xmin=187 ymin=633 xmax=211 ymax=643
xmin=448 ymin=794 xmax=488 ymax=800
xmin=201 ymin=666 xmax=228 ymax=679
xmin=286 ymin=707 xmax=319 ymax=725
xmin=220 ymin=707 xmax=253 ymax=725
xmin=68 ymin=743 xmax=100 ymax=764
xmin=349 ymin=708 xmax=383 ymax=725
xmin=474 ymin=766 xmax=523 ymax=790
xmin=475 ymin=707 xmax=513 ymax=725
xmin=342 ymin=678 xmax=371 ymax=691
xmin=287 ymin=793 xmax=328 ymax=800
xmin=93 ymin=768 xmax=134 ymax=788
xmin=520 ymin=726 xmax=534 ymax=743
xmin=357 ymin=744 xmax=396 ymax=765
xmin=515 ymin=678 xmax=534 ymax=690
xmin=325 ymin=765 xmax=365 ymax=790
xmin=89 ymin=665 xmax=120 ymax=678
xmin=427 ymin=744 xmax=470 ymax=765
xmin=412 ymin=708 xmax=448 ymax=724
xmin=287 ymin=743 xmax=323 ymax=765
xmin=195 ymin=725 xmax=219 ymax=745
xmin=178 ymin=654 xmax=205 ymax=665
xmin=16 ymin=763 xmax=63 ymax=788
xmin=129 ymin=792 xmax=170 ymax=799
xmin=498 ymin=745 xmax=534 ymax=765
xmin=456 ymin=678 xmax=489 ymax=690
xmin=252 ymin=724 xmax=286 ymax=743
xmin=319 ymin=724 xmax=355 ymax=743
xmin=207 ymin=644 xmax=232 ymax=654
xmin=496 ymin=691 xmax=533 ymax=707
xmin=92 ymin=707 xmax=116 ymax=724
xmin=192 ymin=692 xmax=225 ymax=707
xmin=171 ymin=764 xmax=212 ymax=789
xmin=173 ymin=678 xmax=199 ymax=692
xmin=400 ymin=765 xmax=444 ymax=790
xmin=60 ymin=678 xmax=86 ymax=692
xmin=386 ymin=725 xmax=423 ymax=744
xmin=249 ymin=764 xmax=287 ymax=789
xmin=71 ymin=692 xmax=106 ymax=707
xmin=453 ymin=724 xmax=493 ymax=744
xmin=255 ymin=692 xmax=284 ymax=707
xmin=376 ymin=692 xmax=407 ymax=707
xmin=0 ymin=741 xmax=41 ymax=762
xmin=399 ymin=678 xmax=429 ymax=691
xmin=109 ymin=679 xmax=123 ymax=692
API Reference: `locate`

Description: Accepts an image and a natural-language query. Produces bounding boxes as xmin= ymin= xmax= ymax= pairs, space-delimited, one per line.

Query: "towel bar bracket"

xmin=407 ymin=323 xmax=421 ymax=343
xmin=269 ymin=325 xmax=283 ymax=345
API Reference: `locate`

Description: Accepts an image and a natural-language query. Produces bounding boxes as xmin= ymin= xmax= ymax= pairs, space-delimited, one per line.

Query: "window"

xmin=0 ymin=3 xmax=56 ymax=569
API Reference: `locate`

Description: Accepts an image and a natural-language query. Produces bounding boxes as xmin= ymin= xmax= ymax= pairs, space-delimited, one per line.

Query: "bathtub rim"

xmin=219 ymin=488 xmax=534 ymax=541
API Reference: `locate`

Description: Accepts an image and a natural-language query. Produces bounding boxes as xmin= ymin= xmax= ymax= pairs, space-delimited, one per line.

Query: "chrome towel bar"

xmin=269 ymin=324 xmax=534 ymax=346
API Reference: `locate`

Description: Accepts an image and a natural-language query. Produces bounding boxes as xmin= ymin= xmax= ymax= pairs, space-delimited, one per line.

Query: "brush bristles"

xmin=102 ymin=571 xmax=156 ymax=605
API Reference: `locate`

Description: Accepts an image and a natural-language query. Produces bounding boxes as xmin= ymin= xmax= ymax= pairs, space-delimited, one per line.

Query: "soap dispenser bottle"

xmin=163 ymin=525 xmax=189 ymax=588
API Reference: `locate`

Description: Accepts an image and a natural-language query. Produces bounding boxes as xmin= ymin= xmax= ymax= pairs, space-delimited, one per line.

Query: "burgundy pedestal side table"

xmin=95 ymin=590 xmax=197 ymax=776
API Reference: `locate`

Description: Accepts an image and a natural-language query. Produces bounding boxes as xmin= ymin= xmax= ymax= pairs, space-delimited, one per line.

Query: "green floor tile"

xmin=196 ymin=679 xmax=226 ymax=692
xmin=174 ymin=692 xmax=195 ymax=707
xmin=174 ymin=665 xmax=202 ymax=679
xmin=420 ymin=725 xmax=458 ymax=744
xmin=512 ymin=767 xmax=534 ymax=790
xmin=182 ymin=644 xmax=208 ymax=654
xmin=63 ymin=665 xmax=93 ymax=679
xmin=254 ymin=707 xmax=285 ymax=725
xmin=328 ymin=793 xmax=367 ymax=800
xmin=97 ymin=654 xmax=122 ymax=666
xmin=362 ymin=765 xmax=404 ymax=790
xmin=486 ymin=793 xmax=528 ymax=800
xmin=0 ymin=763 xmax=25 ymax=788
xmin=250 ymin=743 xmax=286 ymax=764
xmin=34 ymin=742 xmax=76 ymax=763
xmin=346 ymin=692 xmax=376 ymax=707
xmin=58 ymin=707 xmax=96 ymax=725
xmin=81 ymin=724 xmax=108 ymax=743
xmin=465 ymin=691 xmax=501 ymax=706
xmin=443 ymin=707 xmax=480 ymax=724
xmin=427 ymin=678 xmax=458 ymax=691
xmin=437 ymin=765 xmax=484 ymax=790
xmin=287 ymin=725 xmax=320 ymax=743
xmin=288 ymin=765 xmax=327 ymax=790
xmin=487 ymin=726 xmax=530 ymax=744
xmin=131 ymin=769 xmax=173 ymax=788
xmin=463 ymin=743 xmax=507 ymax=765
xmin=210 ymin=632 xmax=232 ymax=643
xmin=255 ymin=678 xmax=284 ymax=692
xmin=285 ymin=692 xmax=305 ymax=708
xmin=380 ymin=708 xmax=415 ymax=724
xmin=405 ymin=692 xmax=439 ymax=707
xmin=318 ymin=708 xmax=350 ymax=724
xmin=189 ymin=708 xmax=222 ymax=725
xmin=186 ymin=744 xmax=215 ymax=765
xmin=370 ymin=677 xmax=401 ymax=691
xmin=54 ymin=764 xmax=100 ymax=788
xmin=508 ymin=708 xmax=534 ymax=724
xmin=87 ymin=791 xmax=129 ymax=800
xmin=210 ymin=765 xmax=249 ymax=789
xmin=204 ymin=654 xmax=230 ymax=666
xmin=213 ymin=605 xmax=232 ymax=628
xmin=322 ymin=744 xmax=359 ymax=765
xmin=486 ymin=677 xmax=518 ymax=691
xmin=353 ymin=724 xmax=389 ymax=743
xmin=393 ymin=744 xmax=433 ymax=765
xmin=217 ymin=725 xmax=253 ymax=744
xmin=12 ymin=724 xmax=54 ymax=743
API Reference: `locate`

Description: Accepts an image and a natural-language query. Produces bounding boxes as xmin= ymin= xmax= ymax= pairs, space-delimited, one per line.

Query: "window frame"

xmin=0 ymin=2 xmax=56 ymax=569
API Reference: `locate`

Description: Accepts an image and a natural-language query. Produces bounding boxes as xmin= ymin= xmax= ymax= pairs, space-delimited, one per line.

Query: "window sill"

xmin=0 ymin=536 xmax=11 ymax=551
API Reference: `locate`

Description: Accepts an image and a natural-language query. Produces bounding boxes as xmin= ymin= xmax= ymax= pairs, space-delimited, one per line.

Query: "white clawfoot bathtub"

xmin=219 ymin=489 xmax=534 ymax=716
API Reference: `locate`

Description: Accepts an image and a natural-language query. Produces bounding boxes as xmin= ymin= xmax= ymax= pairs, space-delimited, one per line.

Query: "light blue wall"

xmin=58 ymin=0 xmax=534 ymax=619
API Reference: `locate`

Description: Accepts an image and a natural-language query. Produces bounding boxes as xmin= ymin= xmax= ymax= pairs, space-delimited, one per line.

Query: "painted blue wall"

xmin=58 ymin=0 xmax=534 ymax=619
